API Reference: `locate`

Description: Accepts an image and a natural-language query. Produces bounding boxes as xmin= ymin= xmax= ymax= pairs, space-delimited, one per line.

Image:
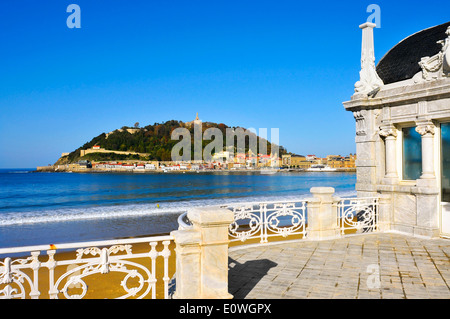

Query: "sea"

xmin=0 ymin=169 xmax=356 ymax=248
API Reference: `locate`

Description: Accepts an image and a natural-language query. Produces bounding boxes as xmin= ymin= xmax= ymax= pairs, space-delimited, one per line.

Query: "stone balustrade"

xmin=171 ymin=187 xmax=380 ymax=299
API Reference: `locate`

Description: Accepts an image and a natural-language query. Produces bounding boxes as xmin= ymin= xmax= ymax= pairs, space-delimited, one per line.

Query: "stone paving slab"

xmin=228 ymin=233 xmax=450 ymax=299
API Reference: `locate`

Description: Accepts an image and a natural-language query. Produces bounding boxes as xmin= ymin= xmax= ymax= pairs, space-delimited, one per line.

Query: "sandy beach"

xmin=3 ymin=239 xmax=176 ymax=299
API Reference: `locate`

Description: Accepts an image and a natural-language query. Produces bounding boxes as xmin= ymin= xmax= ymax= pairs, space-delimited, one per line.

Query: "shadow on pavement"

xmin=228 ymin=257 xmax=278 ymax=299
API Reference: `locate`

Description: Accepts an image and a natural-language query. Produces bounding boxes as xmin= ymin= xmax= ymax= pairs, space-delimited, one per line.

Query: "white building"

xmin=344 ymin=21 xmax=450 ymax=238
xmin=212 ymin=151 xmax=232 ymax=163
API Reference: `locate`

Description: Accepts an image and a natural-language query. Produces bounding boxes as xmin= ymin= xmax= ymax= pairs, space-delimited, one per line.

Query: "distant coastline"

xmin=35 ymin=166 xmax=356 ymax=174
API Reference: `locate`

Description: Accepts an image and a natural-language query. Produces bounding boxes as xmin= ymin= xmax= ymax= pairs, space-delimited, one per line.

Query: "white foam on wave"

xmin=0 ymin=189 xmax=357 ymax=226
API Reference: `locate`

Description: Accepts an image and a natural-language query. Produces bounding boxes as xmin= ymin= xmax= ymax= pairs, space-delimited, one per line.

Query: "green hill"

xmin=56 ymin=120 xmax=286 ymax=164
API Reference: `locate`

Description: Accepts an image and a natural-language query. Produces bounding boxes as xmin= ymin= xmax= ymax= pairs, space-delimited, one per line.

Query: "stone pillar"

xmin=413 ymin=120 xmax=439 ymax=238
xmin=176 ymin=207 xmax=234 ymax=299
xmin=379 ymin=124 xmax=398 ymax=184
xmin=416 ymin=120 xmax=436 ymax=181
xmin=170 ymin=229 xmax=202 ymax=299
xmin=306 ymin=187 xmax=340 ymax=240
xmin=353 ymin=109 xmax=383 ymax=196
xmin=377 ymin=193 xmax=393 ymax=232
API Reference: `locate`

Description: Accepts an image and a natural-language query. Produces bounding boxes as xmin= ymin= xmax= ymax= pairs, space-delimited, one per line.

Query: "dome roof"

xmin=376 ymin=21 xmax=450 ymax=85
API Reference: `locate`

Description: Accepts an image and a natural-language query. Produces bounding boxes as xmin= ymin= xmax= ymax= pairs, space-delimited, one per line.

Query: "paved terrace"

xmin=228 ymin=232 xmax=450 ymax=299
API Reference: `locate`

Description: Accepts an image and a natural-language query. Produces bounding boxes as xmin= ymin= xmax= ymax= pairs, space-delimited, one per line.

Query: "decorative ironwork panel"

xmin=337 ymin=198 xmax=379 ymax=235
xmin=223 ymin=200 xmax=307 ymax=243
xmin=0 ymin=236 xmax=174 ymax=299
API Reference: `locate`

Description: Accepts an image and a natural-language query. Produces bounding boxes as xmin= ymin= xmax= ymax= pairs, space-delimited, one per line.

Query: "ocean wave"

xmin=0 ymin=190 xmax=357 ymax=226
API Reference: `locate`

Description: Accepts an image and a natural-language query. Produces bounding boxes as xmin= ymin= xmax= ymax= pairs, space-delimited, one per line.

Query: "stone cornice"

xmin=343 ymin=78 xmax=450 ymax=111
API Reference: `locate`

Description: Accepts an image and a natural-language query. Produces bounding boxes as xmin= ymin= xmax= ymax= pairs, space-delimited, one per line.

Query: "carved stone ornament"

xmin=416 ymin=122 xmax=435 ymax=136
xmin=379 ymin=125 xmax=397 ymax=138
xmin=353 ymin=111 xmax=366 ymax=136
xmin=414 ymin=26 xmax=450 ymax=82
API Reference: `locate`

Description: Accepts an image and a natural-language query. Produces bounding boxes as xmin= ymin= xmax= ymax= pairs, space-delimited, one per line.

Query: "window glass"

xmin=442 ymin=123 xmax=450 ymax=202
xmin=402 ymin=127 xmax=422 ymax=180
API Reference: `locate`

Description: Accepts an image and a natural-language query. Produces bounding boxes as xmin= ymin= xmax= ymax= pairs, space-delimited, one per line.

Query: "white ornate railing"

xmin=337 ymin=197 xmax=379 ymax=235
xmin=219 ymin=197 xmax=379 ymax=245
xmin=0 ymin=235 xmax=174 ymax=299
xmin=222 ymin=200 xmax=307 ymax=244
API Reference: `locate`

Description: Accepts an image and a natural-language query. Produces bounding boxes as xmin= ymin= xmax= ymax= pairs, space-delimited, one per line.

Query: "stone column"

xmin=306 ymin=187 xmax=340 ymax=240
xmin=379 ymin=124 xmax=398 ymax=184
xmin=414 ymin=120 xmax=439 ymax=238
xmin=416 ymin=120 xmax=436 ymax=181
xmin=189 ymin=207 xmax=234 ymax=299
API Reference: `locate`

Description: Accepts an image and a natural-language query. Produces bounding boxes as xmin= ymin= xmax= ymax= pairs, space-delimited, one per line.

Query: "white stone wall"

xmin=344 ymin=25 xmax=450 ymax=238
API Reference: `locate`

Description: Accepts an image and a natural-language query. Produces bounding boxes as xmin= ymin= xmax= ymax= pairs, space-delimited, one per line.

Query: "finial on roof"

xmin=354 ymin=23 xmax=384 ymax=96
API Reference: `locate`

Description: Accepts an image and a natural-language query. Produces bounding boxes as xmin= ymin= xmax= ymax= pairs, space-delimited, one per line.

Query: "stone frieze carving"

xmin=353 ymin=111 xmax=367 ymax=136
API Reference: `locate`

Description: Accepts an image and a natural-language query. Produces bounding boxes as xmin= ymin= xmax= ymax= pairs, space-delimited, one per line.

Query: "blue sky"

xmin=0 ymin=0 xmax=449 ymax=168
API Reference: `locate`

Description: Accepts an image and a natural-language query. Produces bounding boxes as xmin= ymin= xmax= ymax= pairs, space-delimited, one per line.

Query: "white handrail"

xmin=177 ymin=212 xmax=193 ymax=230
xmin=0 ymin=234 xmax=174 ymax=255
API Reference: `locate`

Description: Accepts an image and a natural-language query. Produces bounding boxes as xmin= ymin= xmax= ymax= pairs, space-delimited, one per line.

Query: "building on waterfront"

xmin=344 ymin=21 xmax=450 ymax=238
xmin=282 ymin=154 xmax=356 ymax=169
xmin=212 ymin=151 xmax=233 ymax=163
xmin=282 ymin=154 xmax=312 ymax=169
xmin=326 ymin=155 xmax=344 ymax=169
xmin=343 ymin=154 xmax=356 ymax=168
xmin=68 ymin=160 xmax=92 ymax=170
xmin=325 ymin=154 xmax=357 ymax=169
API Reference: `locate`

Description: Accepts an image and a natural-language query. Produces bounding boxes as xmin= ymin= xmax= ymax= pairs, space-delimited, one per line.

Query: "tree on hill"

xmin=60 ymin=120 xmax=286 ymax=164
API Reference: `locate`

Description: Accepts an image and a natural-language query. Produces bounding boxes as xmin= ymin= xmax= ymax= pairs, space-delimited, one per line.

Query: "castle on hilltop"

xmin=185 ymin=113 xmax=202 ymax=128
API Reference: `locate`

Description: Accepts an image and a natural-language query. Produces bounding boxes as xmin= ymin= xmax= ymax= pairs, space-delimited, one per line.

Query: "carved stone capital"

xmin=415 ymin=121 xmax=435 ymax=136
xmin=379 ymin=125 xmax=397 ymax=138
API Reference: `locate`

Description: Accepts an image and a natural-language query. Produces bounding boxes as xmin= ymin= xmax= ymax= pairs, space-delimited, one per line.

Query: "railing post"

xmin=172 ymin=207 xmax=234 ymax=299
xmin=170 ymin=229 xmax=202 ymax=299
xmin=306 ymin=187 xmax=340 ymax=240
